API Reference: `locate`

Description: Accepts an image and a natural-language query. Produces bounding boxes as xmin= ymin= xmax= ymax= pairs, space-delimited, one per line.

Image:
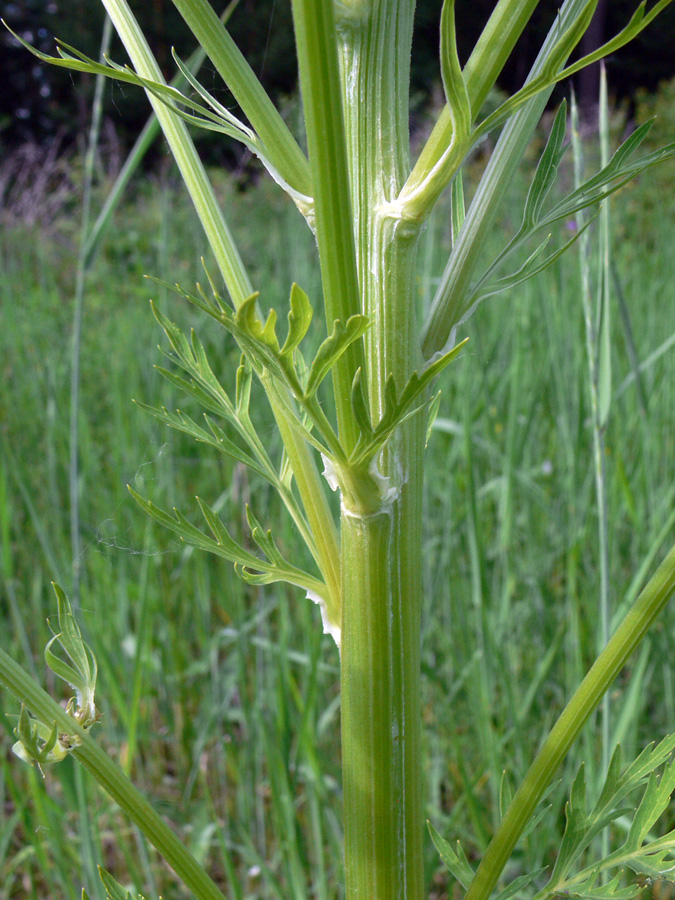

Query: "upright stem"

xmin=291 ymin=0 xmax=363 ymax=452
xmin=336 ymin=4 xmax=424 ymax=897
xmin=341 ymin=455 xmax=424 ymax=900
xmin=70 ymin=14 xmax=112 ymax=608
xmin=572 ymin=87 xmax=612 ymax=864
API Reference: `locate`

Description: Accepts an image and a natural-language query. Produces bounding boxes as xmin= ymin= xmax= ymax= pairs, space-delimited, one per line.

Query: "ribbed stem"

xmin=341 ymin=221 xmax=424 ymax=900
xmin=341 ymin=475 xmax=423 ymax=899
xmin=336 ymin=4 xmax=424 ymax=898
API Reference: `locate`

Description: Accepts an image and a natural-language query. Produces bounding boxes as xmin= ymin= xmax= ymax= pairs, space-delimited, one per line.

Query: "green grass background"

xmin=1 ymin=94 xmax=675 ymax=899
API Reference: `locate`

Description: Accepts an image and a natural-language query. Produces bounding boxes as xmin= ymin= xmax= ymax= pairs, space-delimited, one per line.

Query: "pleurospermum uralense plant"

xmin=4 ymin=1 xmax=675 ymax=899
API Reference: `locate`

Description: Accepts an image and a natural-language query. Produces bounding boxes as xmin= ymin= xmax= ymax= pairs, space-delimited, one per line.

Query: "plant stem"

xmin=290 ymin=0 xmax=363 ymax=453
xmin=334 ymin=3 xmax=425 ymax=897
xmin=70 ymin=14 xmax=112 ymax=609
xmin=339 ymin=223 xmax=424 ymax=899
xmin=341 ymin=481 xmax=423 ymax=899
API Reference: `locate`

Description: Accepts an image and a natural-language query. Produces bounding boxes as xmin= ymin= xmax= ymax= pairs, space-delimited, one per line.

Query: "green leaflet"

xmin=281 ymin=282 xmax=314 ymax=358
xmin=522 ymin=100 xmax=570 ymax=231
xmin=305 ymin=315 xmax=370 ymax=400
xmin=128 ymin=488 xmax=328 ymax=599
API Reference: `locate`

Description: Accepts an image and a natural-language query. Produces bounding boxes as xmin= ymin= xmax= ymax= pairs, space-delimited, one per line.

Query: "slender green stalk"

xmin=290 ymin=0 xmax=363 ymax=452
xmin=83 ymin=1 xmax=241 ymax=269
xmin=406 ymin=0 xmax=540 ymax=206
xmin=462 ymin=540 xmax=675 ymax=900
xmin=571 ymin=82 xmax=612 ymax=793
xmin=420 ymin=0 xmax=595 ymax=358
xmin=0 ymin=646 xmax=228 ymax=900
xmin=99 ymin=0 xmax=340 ymax=611
xmin=70 ymin=14 xmax=112 ymax=609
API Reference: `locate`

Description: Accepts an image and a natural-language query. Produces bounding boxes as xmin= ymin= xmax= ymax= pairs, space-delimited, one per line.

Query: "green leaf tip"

xmin=281 ymin=283 xmax=313 ymax=357
xmin=98 ymin=864 xmax=149 ymax=899
xmin=305 ymin=314 xmax=370 ymax=399
xmin=440 ymin=0 xmax=471 ymax=140
xmin=428 ymin=820 xmax=475 ymax=889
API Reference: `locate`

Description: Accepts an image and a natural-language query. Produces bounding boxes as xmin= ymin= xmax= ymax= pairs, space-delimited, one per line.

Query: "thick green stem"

xmin=336 ymin=4 xmax=425 ymax=897
xmin=341 ymin=466 xmax=424 ymax=899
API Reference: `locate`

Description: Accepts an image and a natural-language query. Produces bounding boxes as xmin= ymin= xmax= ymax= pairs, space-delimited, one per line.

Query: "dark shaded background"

xmin=2 ymin=0 xmax=675 ymax=165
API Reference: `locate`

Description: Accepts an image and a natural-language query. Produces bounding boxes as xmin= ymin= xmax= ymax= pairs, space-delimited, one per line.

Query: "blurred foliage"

xmin=613 ymin=74 xmax=675 ymax=250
